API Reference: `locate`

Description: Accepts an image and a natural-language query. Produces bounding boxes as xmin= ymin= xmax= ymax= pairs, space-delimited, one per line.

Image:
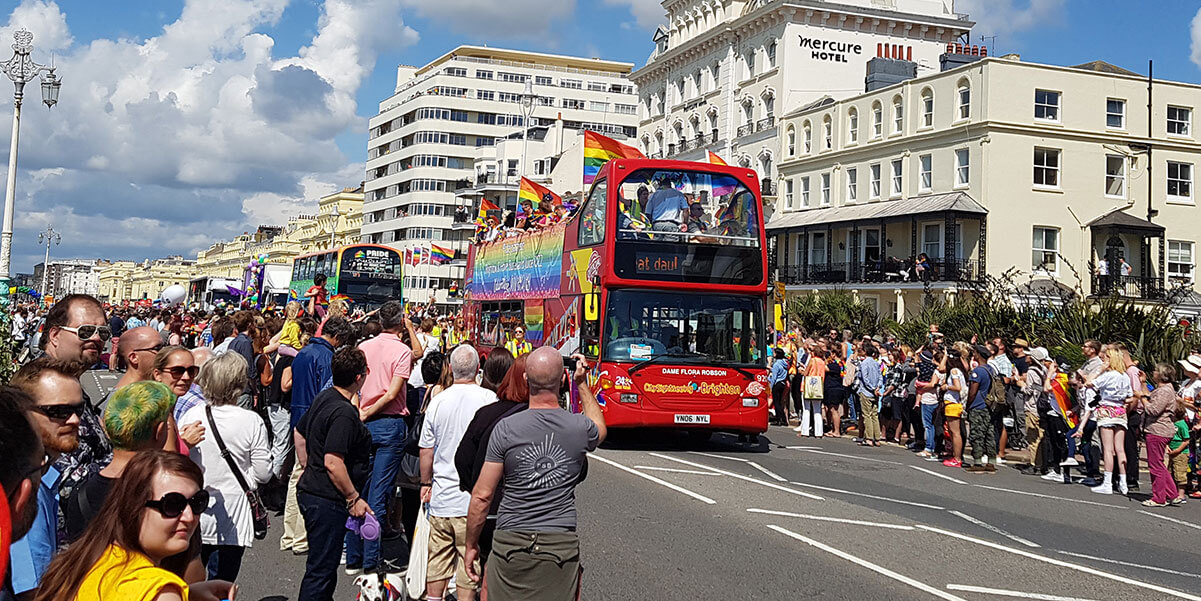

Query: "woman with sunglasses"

xmin=34 ymin=450 xmax=234 ymax=601
xmin=153 ymin=346 xmax=198 ymax=398
xmin=179 ymin=352 xmax=271 ymax=582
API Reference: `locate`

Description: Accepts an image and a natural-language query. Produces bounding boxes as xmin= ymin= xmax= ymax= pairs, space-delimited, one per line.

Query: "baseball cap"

xmin=1029 ymin=347 xmax=1050 ymax=362
xmin=972 ymin=344 xmax=991 ymax=358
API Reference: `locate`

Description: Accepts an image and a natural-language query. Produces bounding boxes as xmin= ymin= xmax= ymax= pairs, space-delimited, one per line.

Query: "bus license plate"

xmin=674 ymin=414 xmax=710 ymax=424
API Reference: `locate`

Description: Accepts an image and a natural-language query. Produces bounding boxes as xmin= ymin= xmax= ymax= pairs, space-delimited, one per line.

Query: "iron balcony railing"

xmin=1090 ymin=274 xmax=1165 ymax=301
xmin=736 ymin=123 xmax=753 ymax=137
xmin=756 ymin=115 xmax=776 ymax=132
xmin=778 ymin=258 xmax=984 ymax=285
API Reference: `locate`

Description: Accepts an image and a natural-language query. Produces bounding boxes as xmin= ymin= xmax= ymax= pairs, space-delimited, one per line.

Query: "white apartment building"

xmin=363 ymin=46 xmax=640 ymax=306
xmin=34 ymin=259 xmax=100 ymax=298
xmin=773 ymin=53 xmax=1201 ymax=320
xmin=630 ymin=0 xmax=970 ymax=201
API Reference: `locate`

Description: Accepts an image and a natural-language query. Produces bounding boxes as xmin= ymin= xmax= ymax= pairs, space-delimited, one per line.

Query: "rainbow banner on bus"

xmin=467 ymin=223 xmax=565 ymax=300
xmin=583 ymin=130 xmax=644 ymax=185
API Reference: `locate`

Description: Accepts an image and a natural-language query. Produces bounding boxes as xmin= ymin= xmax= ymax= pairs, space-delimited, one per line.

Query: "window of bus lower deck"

xmin=602 ymin=289 xmax=765 ymax=366
xmin=612 ymin=167 xmax=762 ymax=285
xmin=479 ymin=300 xmax=524 ymax=347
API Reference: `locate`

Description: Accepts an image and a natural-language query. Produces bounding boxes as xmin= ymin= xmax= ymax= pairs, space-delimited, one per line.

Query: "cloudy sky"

xmin=1 ymin=0 xmax=1200 ymax=273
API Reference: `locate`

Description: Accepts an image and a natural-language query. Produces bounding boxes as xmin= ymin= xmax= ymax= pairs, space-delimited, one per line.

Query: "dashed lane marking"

xmin=1055 ymin=550 xmax=1201 ymax=580
xmin=971 ymin=484 xmax=1124 ymax=509
xmin=946 ymin=510 xmax=1040 ymax=548
xmin=648 ymin=452 xmax=824 ymax=500
xmin=632 ymin=465 xmax=722 ymax=476
xmin=592 ymin=454 xmax=716 ymax=504
xmin=748 ymin=508 xmax=915 ymax=530
xmin=945 ymin=584 xmax=1099 ymax=601
xmin=747 ymin=461 xmax=787 ymax=481
xmin=910 ymin=465 xmax=968 ymax=485
xmin=767 ymin=525 xmax=969 ymax=601
xmin=1136 ymin=509 xmax=1201 ymax=531
xmin=916 ymin=525 xmax=1201 ymax=601
xmin=787 ymin=481 xmax=946 ymax=510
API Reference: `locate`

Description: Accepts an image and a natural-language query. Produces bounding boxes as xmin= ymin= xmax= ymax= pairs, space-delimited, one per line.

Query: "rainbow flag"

xmin=524 ymin=300 xmax=544 ymax=344
xmin=518 ymin=177 xmax=561 ymax=207
xmin=583 ymin=130 xmax=644 ymax=185
xmin=707 ymin=151 xmax=728 ymax=166
xmin=1050 ymin=373 xmax=1076 ymax=429
xmin=330 ymin=294 xmax=352 ymax=304
xmin=431 ymin=244 xmax=454 ymax=264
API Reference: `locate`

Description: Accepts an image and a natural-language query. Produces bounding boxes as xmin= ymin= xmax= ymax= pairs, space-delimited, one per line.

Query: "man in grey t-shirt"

xmin=464 ymin=347 xmax=606 ymax=600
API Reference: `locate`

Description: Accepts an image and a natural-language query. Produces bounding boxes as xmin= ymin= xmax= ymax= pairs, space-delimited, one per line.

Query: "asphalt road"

xmin=232 ymin=425 xmax=1201 ymax=601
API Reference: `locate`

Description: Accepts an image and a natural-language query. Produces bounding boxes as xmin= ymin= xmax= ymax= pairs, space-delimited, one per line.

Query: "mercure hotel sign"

xmin=799 ymin=35 xmax=863 ymax=63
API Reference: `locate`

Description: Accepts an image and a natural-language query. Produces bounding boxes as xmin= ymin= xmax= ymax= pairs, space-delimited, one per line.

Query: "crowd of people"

xmin=472 ymin=195 xmax=573 ymax=244
xmin=767 ymin=324 xmax=1200 ymax=502
xmin=0 ymin=290 xmax=605 ymax=601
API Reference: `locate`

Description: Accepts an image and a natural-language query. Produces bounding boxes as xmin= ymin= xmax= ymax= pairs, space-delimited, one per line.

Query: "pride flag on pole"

xmin=518 ymin=177 xmax=561 ymax=207
xmin=431 ymin=244 xmax=454 ymax=264
xmin=583 ymin=130 xmax=644 ymax=185
xmin=405 ymin=248 xmax=413 ymax=266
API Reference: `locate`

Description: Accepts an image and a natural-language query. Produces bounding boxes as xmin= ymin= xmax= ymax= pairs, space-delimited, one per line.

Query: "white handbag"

xmin=405 ymin=502 xmax=432 ymax=599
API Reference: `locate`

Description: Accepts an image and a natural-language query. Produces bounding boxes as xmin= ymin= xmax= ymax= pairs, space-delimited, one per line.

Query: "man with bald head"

xmin=465 ymin=347 xmax=606 ymax=600
xmin=114 ymin=326 xmax=163 ymax=390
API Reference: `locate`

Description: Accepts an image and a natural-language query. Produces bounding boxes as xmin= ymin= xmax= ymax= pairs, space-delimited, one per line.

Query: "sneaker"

xmin=1041 ymin=471 xmax=1063 ymax=482
xmin=345 ymin=565 xmax=363 ymax=576
xmin=942 ymin=458 xmax=962 ymax=468
xmin=925 ymin=455 xmax=941 ymax=462
xmin=1119 ymin=481 xmax=1130 ymax=496
xmin=1141 ymin=499 xmax=1169 ymax=507
xmin=1059 ymin=457 xmax=1079 ymax=467
xmin=995 ymin=456 xmax=1008 ymax=465
xmin=1090 ymin=483 xmax=1113 ymax=494
xmin=1170 ymin=496 xmax=1187 ymax=506
xmin=853 ymin=437 xmax=864 ymax=443
xmin=1018 ymin=465 xmax=1040 ymax=476
xmin=1079 ymin=477 xmax=1101 ymax=487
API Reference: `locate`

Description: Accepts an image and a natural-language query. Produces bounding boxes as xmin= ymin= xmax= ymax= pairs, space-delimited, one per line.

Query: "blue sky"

xmin=1 ymin=0 xmax=1201 ymax=274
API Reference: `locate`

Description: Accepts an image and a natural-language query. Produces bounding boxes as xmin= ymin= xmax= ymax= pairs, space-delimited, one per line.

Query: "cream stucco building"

xmin=772 ymin=52 xmax=1201 ymax=319
xmin=631 ymin=0 xmax=970 ymax=200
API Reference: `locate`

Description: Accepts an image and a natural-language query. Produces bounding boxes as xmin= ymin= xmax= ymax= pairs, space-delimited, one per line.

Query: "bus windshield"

xmin=615 ymin=167 xmax=759 ymax=246
xmin=611 ymin=167 xmax=763 ymax=285
xmin=338 ymin=246 xmax=403 ymax=305
xmin=603 ymin=289 xmax=764 ymax=366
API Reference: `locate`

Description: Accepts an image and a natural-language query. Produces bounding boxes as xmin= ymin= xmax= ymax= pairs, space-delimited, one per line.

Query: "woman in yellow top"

xmin=505 ymin=326 xmax=533 ymax=356
xmin=35 ymin=451 xmax=231 ymax=601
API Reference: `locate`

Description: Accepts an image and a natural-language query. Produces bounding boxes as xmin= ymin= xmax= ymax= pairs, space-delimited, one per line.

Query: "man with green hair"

xmin=61 ymin=380 xmax=174 ymax=543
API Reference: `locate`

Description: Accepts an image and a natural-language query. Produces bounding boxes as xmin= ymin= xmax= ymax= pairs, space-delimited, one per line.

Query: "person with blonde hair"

xmin=1083 ymin=348 xmax=1134 ymax=495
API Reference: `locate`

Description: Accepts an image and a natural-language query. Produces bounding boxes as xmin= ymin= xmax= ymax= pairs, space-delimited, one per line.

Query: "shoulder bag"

xmin=206 ymin=405 xmax=269 ymax=540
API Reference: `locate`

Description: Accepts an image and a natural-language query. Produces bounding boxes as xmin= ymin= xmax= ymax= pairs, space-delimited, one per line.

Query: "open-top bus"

xmin=290 ymin=244 xmax=403 ymax=307
xmin=463 ymin=158 xmax=769 ymax=435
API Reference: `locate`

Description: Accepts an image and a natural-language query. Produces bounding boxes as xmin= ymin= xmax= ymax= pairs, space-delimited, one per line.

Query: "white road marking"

xmin=946 ymin=584 xmax=1098 ymax=601
xmin=689 ymin=451 xmax=751 ymax=463
xmin=632 ymin=465 xmax=721 ymax=476
xmin=748 ymin=461 xmax=787 ymax=481
xmin=788 ymin=481 xmax=946 ymax=510
xmin=592 ymin=454 xmax=716 ymax=504
xmin=971 ymin=484 xmax=1124 ymax=509
xmin=910 ymin=465 xmax=967 ymax=485
xmin=917 ymin=525 xmax=1201 ymax=601
xmin=748 ymin=508 xmax=914 ymax=530
xmin=781 ymin=445 xmax=821 ymax=450
xmin=1137 ymin=509 xmax=1201 ymax=531
xmin=767 ymin=525 xmax=968 ymax=601
xmin=803 ymin=448 xmax=903 ymax=465
xmin=1056 ymin=550 xmax=1201 ymax=580
xmin=946 ymin=510 xmax=1039 ymax=548
xmin=648 ymin=452 xmax=825 ymax=500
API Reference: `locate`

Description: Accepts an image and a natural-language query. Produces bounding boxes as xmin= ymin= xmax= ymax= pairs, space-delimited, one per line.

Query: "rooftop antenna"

xmin=979 ymin=34 xmax=997 ymax=49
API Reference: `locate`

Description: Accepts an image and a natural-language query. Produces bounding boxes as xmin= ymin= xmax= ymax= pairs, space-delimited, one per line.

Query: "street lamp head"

xmin=521 ymin=79 xmax=534 ymax=110
xmin=40 ymin=70 xmax=60 ymax=109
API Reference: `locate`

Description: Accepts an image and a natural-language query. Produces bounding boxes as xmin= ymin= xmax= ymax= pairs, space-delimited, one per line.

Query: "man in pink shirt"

xmin=345 ymin=300 xmax=414 ymax=577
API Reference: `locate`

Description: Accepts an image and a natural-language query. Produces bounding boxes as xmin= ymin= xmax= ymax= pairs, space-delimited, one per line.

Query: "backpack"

xmin=984 ymin=365 xmax=1007 ymax=412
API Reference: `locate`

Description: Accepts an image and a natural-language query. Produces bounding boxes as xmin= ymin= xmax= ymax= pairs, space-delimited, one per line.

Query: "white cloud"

xmin=0 ymin=0 xmax=418 ymax=270
xmin=957 ymin=0 xmax=1065 ymax=41
xmin=400 ymin=0 xmax=576 ymax=39
xmin=603 ymin=0 xmax=664 ymax=31
xmin=1191 ymin=6 xmax=1201 ymax=69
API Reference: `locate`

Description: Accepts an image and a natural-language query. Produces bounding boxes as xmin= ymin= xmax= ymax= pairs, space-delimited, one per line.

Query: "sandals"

xmin=1141 ymin=499 xmax=1169 ymax=507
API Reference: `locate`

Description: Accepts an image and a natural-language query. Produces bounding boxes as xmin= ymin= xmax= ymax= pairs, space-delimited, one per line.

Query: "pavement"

xmin=222 ymin=425 xmax=1201 ymax=600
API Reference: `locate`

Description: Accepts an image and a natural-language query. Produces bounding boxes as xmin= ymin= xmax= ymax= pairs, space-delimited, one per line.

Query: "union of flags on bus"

xmin=583 ymin=130 xmax=644 ymax=185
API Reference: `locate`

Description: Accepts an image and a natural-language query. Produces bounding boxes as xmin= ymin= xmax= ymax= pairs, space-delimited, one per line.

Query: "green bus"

xmin=290 ymin=244 xmax=403 ymax=308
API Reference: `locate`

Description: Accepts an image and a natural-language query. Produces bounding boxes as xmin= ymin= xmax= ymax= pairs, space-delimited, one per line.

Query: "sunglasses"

xmin=59 ymin=325 xmax=113 ymax=341
xmin=134 ymin=344 xmax=165 ymax=354
xmin=145 ymin=490 xmax=210 ymax=519
xmin=31 ymin=403 xmax=85 ymax=421
xmin=163 ymin=365 xmax=200 ymax=379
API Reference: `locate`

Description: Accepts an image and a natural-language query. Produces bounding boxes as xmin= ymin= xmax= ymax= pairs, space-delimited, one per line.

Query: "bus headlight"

xmin=619 ymin=393 xmax=639 ymax=404
xmin=742 ymin=397 xmax=759 ymax=407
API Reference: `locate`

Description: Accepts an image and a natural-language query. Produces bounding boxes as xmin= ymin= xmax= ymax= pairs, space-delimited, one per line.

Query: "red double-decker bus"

xmin=463 ymin=158 xmax=769 ymax=435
